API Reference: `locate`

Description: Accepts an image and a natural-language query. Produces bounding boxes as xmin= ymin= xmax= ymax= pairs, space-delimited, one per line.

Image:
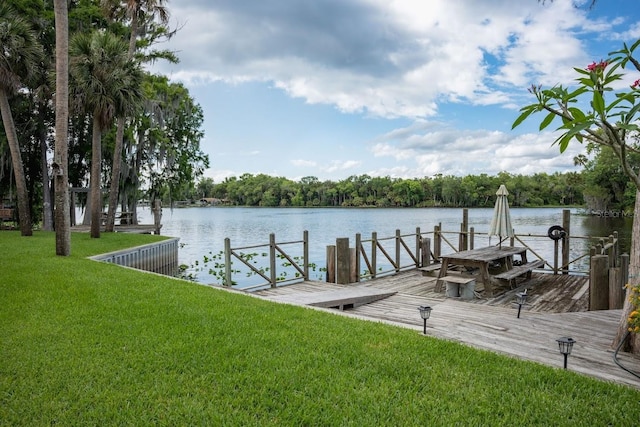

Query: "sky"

xmin=149 ymin=0 xmax=640 ymax=183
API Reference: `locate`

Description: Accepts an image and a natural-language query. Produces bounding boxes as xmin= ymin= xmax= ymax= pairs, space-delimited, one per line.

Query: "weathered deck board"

xmin=270 ymin=287 xmax=396 ymax=308
xmin=254 ymin=270 xmax=640 ymax=389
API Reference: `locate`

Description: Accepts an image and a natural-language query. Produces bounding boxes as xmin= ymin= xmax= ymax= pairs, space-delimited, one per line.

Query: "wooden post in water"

xmin=590 ymin=254 xmax=609 ymax=310
xmin=469 ymin=227 xmax=475 ymax=250
xmin=326 ymin=245 xmax=336 ymax=283
xmin=336 ymin=238 xmax=350 ymax=284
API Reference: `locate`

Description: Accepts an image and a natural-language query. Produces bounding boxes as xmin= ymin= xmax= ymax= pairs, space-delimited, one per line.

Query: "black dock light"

xmin=556 ymin=337 xmax=576 ymax=369
xmin=418 ymin=305 xmax=432 ymax=334
xmin=515 ymin=289 xmax=528 ymax=318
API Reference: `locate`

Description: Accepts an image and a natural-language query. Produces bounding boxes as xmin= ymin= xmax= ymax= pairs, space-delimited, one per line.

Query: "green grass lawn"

xmin=1 ymin=231 xmax=639 ymax=425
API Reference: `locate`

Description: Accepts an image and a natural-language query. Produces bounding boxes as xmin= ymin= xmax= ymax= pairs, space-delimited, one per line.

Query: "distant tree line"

xmin=188 ymin=172 xmax=579 ymax=208
xmin=187 ymin=145 xmax=636 ymax=211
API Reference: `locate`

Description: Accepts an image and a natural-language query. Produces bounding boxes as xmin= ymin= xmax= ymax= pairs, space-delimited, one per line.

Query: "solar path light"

xmin=515 ymin=289 xmax=528 ymax=318
xmin=556 ymin=337 xmax=576 ymax=369
xmin=418 ymin=305 xmax=432 ymax=334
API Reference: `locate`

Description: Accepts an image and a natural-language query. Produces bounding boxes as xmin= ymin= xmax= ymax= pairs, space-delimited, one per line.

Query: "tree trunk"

xmin=105 ymin=119 xmax=125 ymax=232
xmin=0 ymin=88 xmax=32 ymax=236
xmin=612 ymin=189 xmax=640 ymax=354
xmin=40 ymin=106 xmax=53 ymax=231
xmin=90 ymin=115 xmax=102 ymax=238
xmin=105 ymin=13 xmax=139 ymax=232
xmin=53 ymin=0 xmax=70 ymax=255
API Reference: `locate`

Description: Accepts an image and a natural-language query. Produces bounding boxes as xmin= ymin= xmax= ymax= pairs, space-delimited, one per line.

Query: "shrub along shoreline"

xmin=1 ymin=231 xmax=639 ymax=425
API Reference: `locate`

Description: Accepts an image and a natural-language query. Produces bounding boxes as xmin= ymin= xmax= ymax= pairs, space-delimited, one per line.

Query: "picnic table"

xmin=435 ymin=246 xmax=538 ymax=297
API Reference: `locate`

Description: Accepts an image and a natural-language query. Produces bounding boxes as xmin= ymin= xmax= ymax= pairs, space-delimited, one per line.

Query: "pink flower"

xmin=586 ymin=60 xmax=608 ymax=72
xmin=632 ymin=79 xmax=640 ymax=89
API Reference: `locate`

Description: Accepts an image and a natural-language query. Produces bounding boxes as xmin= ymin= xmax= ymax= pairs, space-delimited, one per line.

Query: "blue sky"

xmin=151 ymin=0 xmax=640 ymax=182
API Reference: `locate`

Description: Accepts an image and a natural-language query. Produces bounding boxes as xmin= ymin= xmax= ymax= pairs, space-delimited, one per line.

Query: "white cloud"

xmin=368 ymin=121 xmax=587 ymax=178
xmin=155 ymin=0 xmax=617 ymax=120
xmin=291 ymin=159 xmax=317 ymax=167
xmin=323 ymin=160 xmax=362 ymax=173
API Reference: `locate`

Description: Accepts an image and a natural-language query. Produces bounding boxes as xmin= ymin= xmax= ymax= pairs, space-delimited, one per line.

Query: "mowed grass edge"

xmin=1 ymin=231 xmax=638 ymax=425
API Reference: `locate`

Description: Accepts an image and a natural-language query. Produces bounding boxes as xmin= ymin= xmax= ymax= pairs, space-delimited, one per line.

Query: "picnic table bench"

xmin=435 ymin=246 xmax=530 ymax=297
xmin=494 ymin=259 xmax=545 ymax=288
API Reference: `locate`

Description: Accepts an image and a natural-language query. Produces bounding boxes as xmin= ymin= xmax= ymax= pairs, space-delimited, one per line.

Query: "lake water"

xmin=132 ymin=206 xmax=633 ymax=287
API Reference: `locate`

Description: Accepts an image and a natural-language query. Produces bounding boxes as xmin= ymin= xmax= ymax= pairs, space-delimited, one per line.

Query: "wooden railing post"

xmin=590 ymin=254 xmax=609 ymax=310
xmin=461 ymin=208 xmax=468 ymax=251
xmin=303 ymin=230 xmax=309 ymax=280
xmin=607 ymin=235 xmax=616 ymax=269
xmin=469 ymin=227 xmax=475 ymax=250
xmin=395 ymin=229 xmax=401 ymax=273
xmin=434 ymin=225 xmax=441 ymax=260
xmin=224 ymin=237 xmax=232 ymax=286
xmin=355 ymin=233 xmax=362 ymax=282
xmin=371 ymin=232 xmax=377 ymax=279
xmin=562 ymin=209 xmax=570 ymax=275
xmin=269 ymin=233 xmax=277 ymax=288
xmin=421 ymin=238 xmax=431 ymax=266
xmin=415 ymin=228 xmax=421 ymax=268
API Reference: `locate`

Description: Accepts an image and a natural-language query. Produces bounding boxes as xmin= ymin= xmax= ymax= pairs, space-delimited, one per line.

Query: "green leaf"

xmin=512 ymin=106 xmax=535 ymax=129
xmin=577 ymin=77 xmax=594 ymax=88
xmin=592 ymin=91 xmax=605 ymax=117
xmin=624 ymin=102 xmax=640 ymax=122
xmin=568 ymin=107 xmax=585 ymax=121
xmin=617 ymin=123 xmax=640 ymax=131
xmin=556 ymin=134 xmax=571 ymax=153
xmin=566 ymin=87 xmax=588 ymax=99
xmin=539 ymin=112 xmax=556 ymax=131
xmin=573 ymin=67 xmax=590 ymax=76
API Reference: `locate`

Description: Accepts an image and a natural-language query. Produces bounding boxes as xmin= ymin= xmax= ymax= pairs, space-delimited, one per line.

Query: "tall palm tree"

xmin=0 ymin=4 xmax=43 ymax=236
xmin=101 ymin=0 xmax=170 ymax=232
xmin=53 ymin=0 xmax=70 ymax=255
xmin=69 ymin=30 xmax=143 ymax=238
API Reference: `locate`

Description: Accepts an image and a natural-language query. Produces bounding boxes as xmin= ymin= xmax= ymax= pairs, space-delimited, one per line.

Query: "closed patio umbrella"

xmin=489 ymin=184 xmax=514 ymax=247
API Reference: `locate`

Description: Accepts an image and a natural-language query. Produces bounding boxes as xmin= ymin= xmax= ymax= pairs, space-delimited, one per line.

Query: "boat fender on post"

xmin=547 ymin=225 xmax=566 ymax=240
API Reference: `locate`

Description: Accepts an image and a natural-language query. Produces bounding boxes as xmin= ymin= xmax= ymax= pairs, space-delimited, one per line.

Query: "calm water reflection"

xmin=134 ymin=207 xmax=632 ymax=286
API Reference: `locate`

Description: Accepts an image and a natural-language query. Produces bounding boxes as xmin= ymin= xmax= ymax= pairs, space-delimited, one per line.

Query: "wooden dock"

xmin=254 ymin=270 xmax=640 ymax=390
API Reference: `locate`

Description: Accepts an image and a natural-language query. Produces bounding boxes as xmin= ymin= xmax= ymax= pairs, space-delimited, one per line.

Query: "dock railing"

xmin=223 ymin=232 xmax=309 ymax=290
xmin=218 ymin=209 xmax=625 ymax=303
